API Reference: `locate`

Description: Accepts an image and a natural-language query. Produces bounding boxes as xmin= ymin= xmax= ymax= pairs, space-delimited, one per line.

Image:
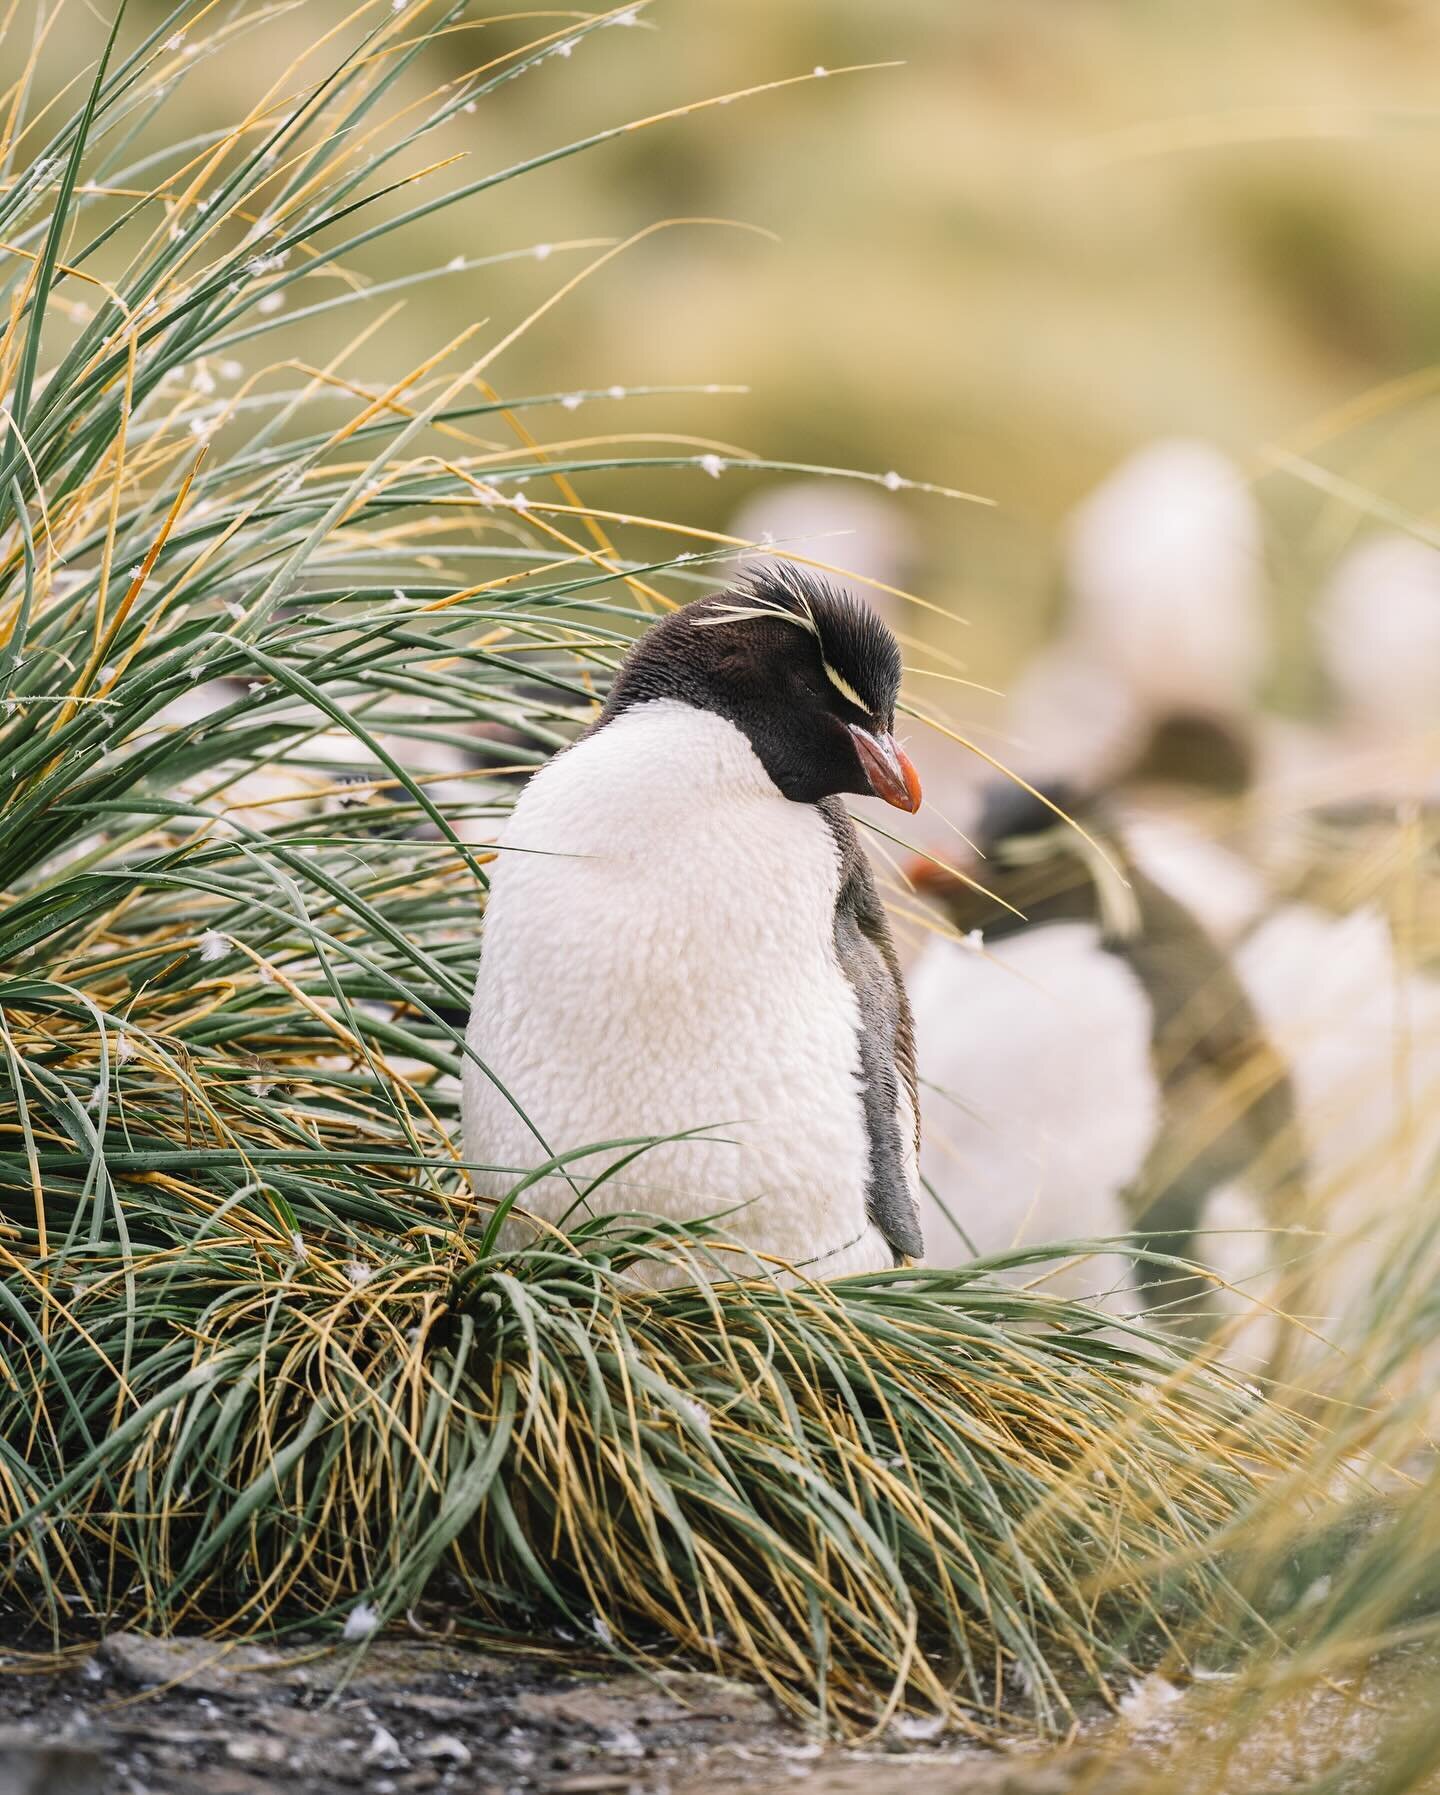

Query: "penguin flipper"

xmin=821 ymin=800 xmax=925 ymax=1265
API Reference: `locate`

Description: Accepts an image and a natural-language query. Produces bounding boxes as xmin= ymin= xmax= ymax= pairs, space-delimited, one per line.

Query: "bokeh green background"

xmin=135 ymin=0 xmax=1440 ymax=698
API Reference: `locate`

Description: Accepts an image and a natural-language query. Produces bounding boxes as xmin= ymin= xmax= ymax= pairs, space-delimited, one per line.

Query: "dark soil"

xmin=10 ymin=1630 xmax=1430 ymax=1795
xmin=0 ymin=1632 xmax=788 ymax=1794
xmin=0 ymin=1632 xmax=1125 ymax=1795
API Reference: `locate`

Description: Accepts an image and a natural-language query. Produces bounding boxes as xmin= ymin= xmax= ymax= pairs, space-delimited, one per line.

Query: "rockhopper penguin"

xmin=908 ymin=781 xmax=1306 ymax=1351
xmin=462 ymin=564 xmax=926 ymax=1279
xmin=998 ymin=440 xmax=1271 ymax=946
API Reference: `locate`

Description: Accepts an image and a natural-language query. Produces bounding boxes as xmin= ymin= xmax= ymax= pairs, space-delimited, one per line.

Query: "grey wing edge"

xmin=821 ymin=801 xmax=925 ymax=1266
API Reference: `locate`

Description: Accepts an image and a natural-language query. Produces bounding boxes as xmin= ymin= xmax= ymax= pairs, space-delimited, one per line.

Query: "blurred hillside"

xmin=125 ymin=0 xmax=1440 ymax=696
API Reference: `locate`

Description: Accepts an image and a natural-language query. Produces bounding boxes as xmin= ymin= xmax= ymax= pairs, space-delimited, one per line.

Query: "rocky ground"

xmin=0 ymin=1633 xmax=1116 ymax=1795
xmin=2 ymin=1632 xmax=1436 ymax=1795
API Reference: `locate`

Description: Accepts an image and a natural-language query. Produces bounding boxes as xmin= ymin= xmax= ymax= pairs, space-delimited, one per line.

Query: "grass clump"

xmin=0 ymin=0 xmax=1331 ymax=1741
xmin=3 ymin=1204 xmax=1309 ymax=1735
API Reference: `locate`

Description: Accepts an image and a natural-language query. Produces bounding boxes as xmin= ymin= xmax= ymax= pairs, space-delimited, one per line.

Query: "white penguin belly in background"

xmin=1234 ymin=903 xmax=1440 ymax=1346
xmin=909 ymin=922 xmax=1157 ymax=1308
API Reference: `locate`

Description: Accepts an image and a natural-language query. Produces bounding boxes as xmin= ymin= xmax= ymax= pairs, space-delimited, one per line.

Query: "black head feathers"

xmin=1126 ymin=710 xmax=1254 ymax=797
xmin=914 ymin=775 xmax=1142 ymax=943
xmin=706 ymin=563 xmax=905 ymax=726
xmin=597 ymin=562 xmax=919 ymax=811
xmin=975 ymin=778 xmax=1082 ymax=853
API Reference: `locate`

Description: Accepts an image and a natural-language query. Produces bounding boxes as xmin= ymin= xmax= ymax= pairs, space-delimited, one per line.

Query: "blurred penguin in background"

xmin=1063 ymin=440 xmax=1266 ymax=742
xmin=1002 ymin=441 xmax=1272 ymax=944
xmin=1263 ymin=534 xmax=1440 ymax=965
xmin=907 ymin=767 xmax=1440 ymax=1369
xmin=1231 ymin=900 xmax=1440 ymax=1359
xmin=729 ymin=480 xmax=918 ymax=608
xmin=1227 ymin=533 xmax=1440 ymax=1356
xmin=1316 ymin=533 xmax=1440 ymax=803
xmin=907 ymin=780 xmax=1304 ymax=1349
xmin=908 ymin=459 xmax=1440 ymax=1368
xmin=871 ymin=442 xmax=1282 ymax=1326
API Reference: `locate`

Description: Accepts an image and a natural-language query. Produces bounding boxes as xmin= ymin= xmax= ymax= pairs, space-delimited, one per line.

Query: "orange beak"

xmin=849 ymin=726 xmax=922 ymax=813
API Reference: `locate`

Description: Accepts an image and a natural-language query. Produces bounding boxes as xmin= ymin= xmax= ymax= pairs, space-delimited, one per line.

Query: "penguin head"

xmin=1063 ymin=439 xmax=1265 ymax=717
xmin=601 ymin=563 xmax=921 ymax=811
xmin=911 ymin=779 xmax=1141 ymax=942
xmin=1124 ymin=709 xmax=1255 ymax=798
xmin=1319 ymin=533 xmax=1440 ymax=734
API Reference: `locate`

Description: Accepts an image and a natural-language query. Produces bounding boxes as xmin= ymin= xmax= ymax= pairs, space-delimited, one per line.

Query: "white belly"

xmin=1235 ymin=903 xmax=1440 ymax=1341
xmin=462 ymin=701 xmax=888 ymax=1276
xmin=910 ymin=921 xmax=1158 ymax=1308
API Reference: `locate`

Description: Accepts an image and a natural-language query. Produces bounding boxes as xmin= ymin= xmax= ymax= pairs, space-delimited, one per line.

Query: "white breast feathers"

xmin=462 ymin=700 xmax=891 ymax=1279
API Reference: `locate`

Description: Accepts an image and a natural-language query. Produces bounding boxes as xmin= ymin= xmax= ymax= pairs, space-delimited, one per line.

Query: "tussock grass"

xmin=2 ymin=1188 xmax=1314 ymax=1732
xmin=0 ymin=0 xmax=1367 ymax=1746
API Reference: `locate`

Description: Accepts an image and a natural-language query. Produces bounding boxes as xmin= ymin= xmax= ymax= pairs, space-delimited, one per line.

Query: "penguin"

xmin=998 ymin=441 xmax=1272 ymax=945
xmin=462 ymin=564 xmax=926 ymax=1282
xmin=729 ymin=479 xmax=918 ymax=598
xmin=1063 ymin=440 xmax=1266 ymax=727
xmin=1233 ymin=901 xmax=1440 ymax=1355
xmin=908 ymin=780 xmax=1305 ymax=1347
xmin=1260 ymin=533 xmax=1440 ymax=964
xmin=1107 ymin=708 xmax=1270 ymax=949
xmin=729 ymin=482 xmax=976 ymax=839
xmin=1315 ymin=533 xmax=1440 ymax=800
xmin=1222 ymin=535 xmax=1440 ymax=1367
